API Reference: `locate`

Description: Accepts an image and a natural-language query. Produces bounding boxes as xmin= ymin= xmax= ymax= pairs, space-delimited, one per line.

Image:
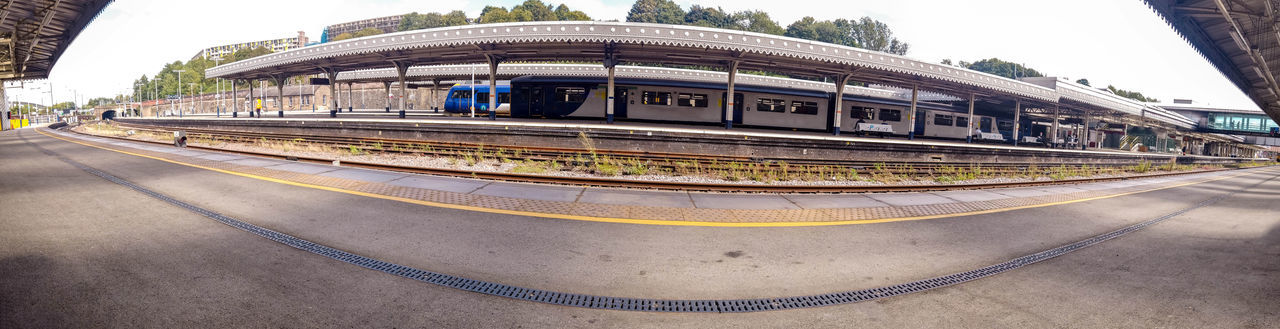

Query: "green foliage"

xmin=1105 ymin=85 xmax=1159 ymax=103
xmin=353 ymin=28 xmax=384 ymax=38
xmin=784 ymin=17 xmax=910 ymax=55
xmin=399 ymin=11 xmax=469 ymax=31
xmin=86 ymin=97 xmax=115 ymax=107
xmin=626 ymin=0 xmax=686 ymax=24
xmin=955 ymin=58 xmax=1044 ymax=79
xmin=478 ymin=1 xmax=591 ymax=24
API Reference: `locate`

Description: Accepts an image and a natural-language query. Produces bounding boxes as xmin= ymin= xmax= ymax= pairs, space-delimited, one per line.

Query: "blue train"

xmin=445 ymin=76 xmax=1018 ymax=141
xmin=443 ymin=84 xmax=511 ymax=115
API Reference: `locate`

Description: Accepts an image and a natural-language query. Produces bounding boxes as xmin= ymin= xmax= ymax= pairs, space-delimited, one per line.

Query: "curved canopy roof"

xmin=1144 ymin=0 xmax=1280 ymax=123
xmin=208 ymin=21 xmax=1058 ymax=104
xmin=0 ymin=0 xmax=112 ymax=81
xmin=337 ymin=63 xmax=962 ymax=102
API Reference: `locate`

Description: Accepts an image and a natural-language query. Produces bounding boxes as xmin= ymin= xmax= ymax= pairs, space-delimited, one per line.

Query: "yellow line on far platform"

xmin=37 ymin=128 xmax=1270 ymax=228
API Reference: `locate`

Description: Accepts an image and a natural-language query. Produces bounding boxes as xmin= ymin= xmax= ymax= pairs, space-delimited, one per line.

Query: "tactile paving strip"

xmin=50 ymin=129 xmax=1245 ymax=224
xmin=25 ymin=130 xmax=1274 ymax=313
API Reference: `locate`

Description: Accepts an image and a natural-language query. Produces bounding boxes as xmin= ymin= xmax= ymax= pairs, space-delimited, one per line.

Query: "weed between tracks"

xmin=71 ymin=121 xmax=1278 ymax=186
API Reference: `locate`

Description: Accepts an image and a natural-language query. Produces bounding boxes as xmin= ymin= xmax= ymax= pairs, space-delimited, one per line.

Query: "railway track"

xmin=66 ymin=124 xmax=1235 ymax=193
xmin=112 ymin=122 xmax=1141 ymax=177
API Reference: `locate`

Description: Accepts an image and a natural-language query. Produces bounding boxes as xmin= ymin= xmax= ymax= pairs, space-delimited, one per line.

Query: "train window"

xmin=449 ymin=90 xmax=472 ymax=99
xmin=956 ymin=116 xmax=969 ymax=128
xmin=555 ymin=87 xmax=587 ymax=102
xmin=790 ymin=101 xmax=819 ymax=115
xmin=852 ymin=107 xmax=875 ymax=120
xmin=757 ymin=98 xmax=786 ymax=112
xmin=642 ymin=91 xmax=672 ymax=106
xmin=934 ymin=114 xmax=953 ymax=126
xmin=677 ymin=93 xmax=708 ymax=107
xmin=879 ymin=109 xmax=902 ymax=121
xmin=476 ymin=92 xmax=489 ymax=102
xmin=499 ymin=93 xmax=511 ymax=103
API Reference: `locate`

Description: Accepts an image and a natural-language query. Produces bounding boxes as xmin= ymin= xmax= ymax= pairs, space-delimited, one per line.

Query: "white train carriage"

xmin=508 ymin=75 xmax=1002 ymax=141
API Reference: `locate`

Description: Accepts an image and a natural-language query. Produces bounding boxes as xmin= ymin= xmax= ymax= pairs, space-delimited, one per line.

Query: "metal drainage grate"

xmin=24 ymin=129 xmax=1275 ymax=313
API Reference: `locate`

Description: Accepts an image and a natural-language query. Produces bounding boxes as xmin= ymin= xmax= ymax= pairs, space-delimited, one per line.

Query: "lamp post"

xmin=175 ymin=69 xmax=185 ymax=117
xmin=188 ymin=82 xmax=197 ymax=114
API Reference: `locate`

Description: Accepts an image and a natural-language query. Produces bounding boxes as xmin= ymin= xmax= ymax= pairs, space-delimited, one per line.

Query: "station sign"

xmin=310 ymin=78 xmax=330 ymax=85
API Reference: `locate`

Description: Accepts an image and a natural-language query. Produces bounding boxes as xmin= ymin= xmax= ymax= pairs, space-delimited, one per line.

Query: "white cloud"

xmin=18 ymin=0 xmax=1258 ymax=112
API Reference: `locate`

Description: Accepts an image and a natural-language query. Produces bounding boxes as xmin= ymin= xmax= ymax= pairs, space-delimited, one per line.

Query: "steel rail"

xmin=66 ymin=126 xmax=1233 ymax=193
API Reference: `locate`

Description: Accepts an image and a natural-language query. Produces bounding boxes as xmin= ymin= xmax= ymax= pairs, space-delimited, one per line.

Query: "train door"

xmin=913 ymin=109 xmax=927 ymax=135
xmin=614 ymin=88 xmax=628 ymax=118
xmin=720 ymin=92 xmax=744 ymax=125
xmin=529 ymin=87 xmax=544 ymax=117
xmin=980 ymin=117 xmax=994 ymax=133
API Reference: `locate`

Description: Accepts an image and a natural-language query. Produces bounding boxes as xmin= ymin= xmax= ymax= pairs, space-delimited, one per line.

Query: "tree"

xmin=626 ymin=0 xmax=685 ymax=24
xmin=399 ymin=12 xmax=469 ymax=31
xmin=554 ymin=4 xmax=590 ymax=21
xmin=514 ymin=0 xmax=556 ymax=22
xmin=847 ymin=17 xmax=909 ymax=55
xmin=353 ymin=28 xmax=384 ymax=38
xmin=957 ymin=58 xmax=1044 ymax=79
xmin=1076 ymin=78 xmax=1090 ymax=86
xmin=732 ymin=10 xmax=784 ymax=35
xmin=86 ymin=97 xmax=114 ymax=107
xmin=331 ymin=32 xmax=355 ymax=42
xmin=1106 ymin=85 xmax=1159 ymax=103
xmin=479 ymin=6 xmax=515 ymax=23
xmin=685 ymin=5 xmax=733 ymax=28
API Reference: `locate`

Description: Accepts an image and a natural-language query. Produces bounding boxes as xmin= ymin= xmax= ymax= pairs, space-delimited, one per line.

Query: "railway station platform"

xmin=119 ymin=115 xmax=1261 ymax=169
xmin=4 ymin=126 xmax=1280 ymax=327
xmin=39 ymin=126 xmax=1265 ymax=225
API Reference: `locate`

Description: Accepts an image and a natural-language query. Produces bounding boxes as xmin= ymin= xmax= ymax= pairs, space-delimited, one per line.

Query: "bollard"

xmin=399 ymin=110 xmax=406 ymax=118
xmin=278 ymin=111 xmax=283 ymax=118
xmin=329 ymin=110 xmax=337 ymax=118
xmin=233 ymin=111 xmax=238 ymax=118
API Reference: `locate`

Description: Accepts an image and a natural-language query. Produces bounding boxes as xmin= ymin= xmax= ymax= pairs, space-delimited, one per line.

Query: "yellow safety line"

xmin=36 ymin=128 xmax=1272 ymax=228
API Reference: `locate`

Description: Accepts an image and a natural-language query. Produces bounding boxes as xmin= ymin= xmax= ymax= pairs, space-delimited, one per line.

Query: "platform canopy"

xmin=207 ymin=21 xmax=1059 ymax=107
xmin=337 ymin=63 xmax=962 ymax=102
xmin=0 ymin=0 xmax=112 ymax=81
xmin=1145 ymin=0 xmax=1280 ymax=123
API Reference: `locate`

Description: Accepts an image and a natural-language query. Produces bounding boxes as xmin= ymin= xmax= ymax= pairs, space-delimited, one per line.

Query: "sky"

xmin=6 ymin=0 xmax=1261 ymax=112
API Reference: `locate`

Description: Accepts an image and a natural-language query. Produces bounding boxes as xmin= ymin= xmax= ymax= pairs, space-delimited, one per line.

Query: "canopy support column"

xmin=832 ymin=74 xmax=850 ymax=135
xmin=383 ymin=81 xmax=392 ymax=112
xmin=247 ymin=81 xmax=255 ymax=118
xmin=393 ymin=61 xmax=410 ymax=118
xmin=272 ymin=75 xmax=288 ymax=118
xmin=231 ymin=79 xmax=238 ymax=118
xmin=321 ymin=68 xmax=340 ymax=118
xmin=725 ymin=60 xmax=739 ymax=129
xmin=1052 ymin=105 xmax=1060 ymax=148
xmin=604 ymin=44 xmax=619 ymax=124
xmin=1082 ymin=110 xmax=1091 ymax=150
xmin=1012 ymin=100 xmax=1021 ymax=146
xmin=908 ymin=85 xmax=918 ymax=140
xmin=966 ymin=93 xmax=976 ymax=143
xmin=346 ymin=82 xmax=354 ymax=112
xmin=486 ymin=55 xmax=501 ymax=121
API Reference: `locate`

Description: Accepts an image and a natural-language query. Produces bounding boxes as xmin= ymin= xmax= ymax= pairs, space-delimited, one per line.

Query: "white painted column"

xmin=907 ymin=85 xmax=918 ymax=140
xmin=346 ymin=82 xmax=354 ymax=112
xmin=966 ymin=93 xmax=976 ymax=143
xmin=725 ymin=60 xmax=739 ymax=129
xmin=384 ymin=81 xmax=392 ymax=112
xmin=606 ymin=65 xmax=616 ymax=124
xmin=832 ymin=74 xmax=849 ymax=135
xmin=1052 ymin=105 xmax=1060 ymax=148
xmin=1012 ymin=100 xmax=1021 ymax=146
xmin=487 ymin=56 xmax=499 ymax=121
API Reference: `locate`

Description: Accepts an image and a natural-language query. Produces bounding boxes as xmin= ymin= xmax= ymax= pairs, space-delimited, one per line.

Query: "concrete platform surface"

xmin=4 ymin=128 xmax=1279 ymax=328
